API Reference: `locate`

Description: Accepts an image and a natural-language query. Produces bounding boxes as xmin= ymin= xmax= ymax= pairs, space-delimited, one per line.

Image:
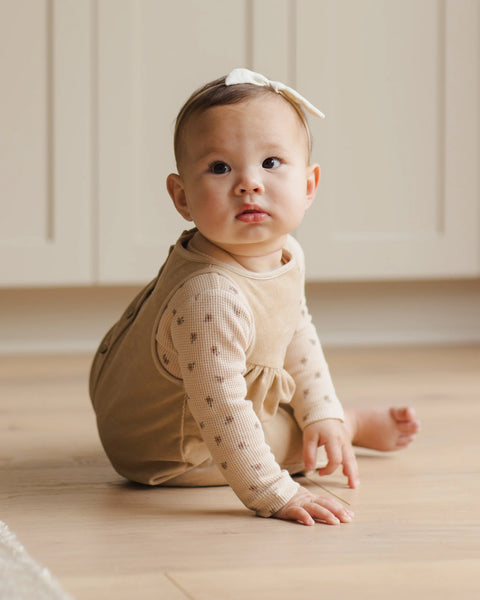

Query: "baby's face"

xmin=170 ymin=95 xmax=319 ymax=263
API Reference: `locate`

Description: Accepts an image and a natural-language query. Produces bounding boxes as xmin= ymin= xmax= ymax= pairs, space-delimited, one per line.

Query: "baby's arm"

xmin=284 ymin=292 xmax=359 ymax=487
xmin=168 ymin=275 xmax=300 ymax=517
xmin=167 ymin=275 xmax=354 ymax=524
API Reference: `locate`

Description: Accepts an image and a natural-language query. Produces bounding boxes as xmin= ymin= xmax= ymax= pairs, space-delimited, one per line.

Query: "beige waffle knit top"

xmin=90 ymin=229 xmax=344 ymax=517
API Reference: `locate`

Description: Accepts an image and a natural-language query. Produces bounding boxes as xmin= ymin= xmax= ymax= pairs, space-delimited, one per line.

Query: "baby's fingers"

xmin=310 ymin=497 xmax=354 ymax=524
xmin=274 ymin=495 xmax=354 ymax=526
xmin=277 ymin=504 xmax=343 ymax=527
xmin=317 ymin=439 xmax=343 ymax=476
xmin=303 ymin=438 xmax=320 ymax=471
xmin=342 ymin=444 xmax=360 ymax=489
xmin=305 ymin=501 xmax=351 ymax=525
xmin=277 ymin=505 xmax=317 ymax=526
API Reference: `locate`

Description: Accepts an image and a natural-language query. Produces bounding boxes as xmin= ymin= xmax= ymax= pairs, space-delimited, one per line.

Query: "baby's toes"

xmin=398 ymin=419 xmax=420 ymax=434
xmin=390 ymin=407 xmax=418 ymax=424
xmin=396 ymin=433 xmax=417 ymax=448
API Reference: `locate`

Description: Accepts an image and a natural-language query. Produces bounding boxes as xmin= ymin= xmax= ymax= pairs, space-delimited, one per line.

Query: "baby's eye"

xmin=209 ymin=161 xmax=231 ymax=175
xmin=262 ymin=157 xmax=281 ymax=169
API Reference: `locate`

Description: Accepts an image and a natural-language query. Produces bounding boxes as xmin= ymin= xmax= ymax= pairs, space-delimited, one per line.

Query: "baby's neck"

xmin=189 ymin=232 xmax=285 ymax=273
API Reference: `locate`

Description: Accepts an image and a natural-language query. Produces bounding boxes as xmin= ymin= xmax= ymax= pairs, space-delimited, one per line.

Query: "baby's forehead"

xmin=196 ymin=94 xmax=302 ymax=127
xmin=180 ymin=95 xmax=310 ymax=157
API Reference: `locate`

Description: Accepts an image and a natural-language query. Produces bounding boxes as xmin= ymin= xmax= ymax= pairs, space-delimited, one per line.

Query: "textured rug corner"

xmin=0 ymin=521 xmax=73 ymax=600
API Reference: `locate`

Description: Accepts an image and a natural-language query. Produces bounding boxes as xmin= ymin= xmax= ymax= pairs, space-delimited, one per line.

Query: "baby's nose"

xmin=234 ymin=172 xmax=264 ymax=195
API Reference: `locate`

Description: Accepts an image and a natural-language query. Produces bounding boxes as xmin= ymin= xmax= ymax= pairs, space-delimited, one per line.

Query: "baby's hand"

xmin=303 ymin=419 xmax=360 ymax=488
xmin=272 ymin=486 xmax=354 ymax=526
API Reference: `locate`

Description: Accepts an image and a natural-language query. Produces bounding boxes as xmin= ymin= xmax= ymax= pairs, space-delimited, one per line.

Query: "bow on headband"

xmin=225 ymin=68 xmax=325 ymax=119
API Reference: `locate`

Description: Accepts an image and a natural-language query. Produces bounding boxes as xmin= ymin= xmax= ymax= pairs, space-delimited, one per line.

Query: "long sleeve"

xmin=283 ymin=238 xmax=344 ymax=429
xmin=168 ymin=273 xmax=299 ymax=517
xmin=284 ymin=294 xmax=345 ymax=429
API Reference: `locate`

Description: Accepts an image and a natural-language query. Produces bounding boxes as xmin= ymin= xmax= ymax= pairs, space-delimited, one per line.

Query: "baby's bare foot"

xmin=346 ymin=407 xmax=420 ymax=452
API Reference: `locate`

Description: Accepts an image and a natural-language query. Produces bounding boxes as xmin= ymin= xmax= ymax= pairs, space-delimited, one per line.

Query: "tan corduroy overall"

xmin=89 ymin=230 xmax=340 ymax=515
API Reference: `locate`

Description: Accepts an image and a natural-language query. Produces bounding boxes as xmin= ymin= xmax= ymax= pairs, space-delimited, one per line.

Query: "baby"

xmin=89 ymin=68 xmax=420 ymax=526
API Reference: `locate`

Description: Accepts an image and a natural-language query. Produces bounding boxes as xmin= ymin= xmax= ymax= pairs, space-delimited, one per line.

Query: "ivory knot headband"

xmin=225 ymin=68 xmax=325 ymax=119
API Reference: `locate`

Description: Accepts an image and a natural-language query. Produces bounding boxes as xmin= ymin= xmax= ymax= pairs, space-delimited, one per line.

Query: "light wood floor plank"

xmin=168 ymin=560 xmax=480 ymax=600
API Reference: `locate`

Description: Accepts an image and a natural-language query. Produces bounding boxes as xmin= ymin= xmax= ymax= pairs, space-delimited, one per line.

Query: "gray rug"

xmin=0 ymin=521 xmax=72 ymax=600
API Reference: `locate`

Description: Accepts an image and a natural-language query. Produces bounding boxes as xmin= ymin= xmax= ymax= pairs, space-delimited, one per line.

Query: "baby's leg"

xmin=345 ymin=407 xmax=420 ymax=452
xmin=162 ymin=458 xmax=228 ymax=487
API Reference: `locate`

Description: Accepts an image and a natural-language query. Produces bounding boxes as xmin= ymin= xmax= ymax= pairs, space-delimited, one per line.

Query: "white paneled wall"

xmin=1 ymin=0 xmax=478 ymax=287
xmin=296 ymin=0 xmax=480 ymax=279
xmin=0 ymin=0 xmax=93 ymax=285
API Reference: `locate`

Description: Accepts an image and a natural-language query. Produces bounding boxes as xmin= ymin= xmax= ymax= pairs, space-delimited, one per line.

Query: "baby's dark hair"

xmin=173 ymin=75 xmax=312 ymax=169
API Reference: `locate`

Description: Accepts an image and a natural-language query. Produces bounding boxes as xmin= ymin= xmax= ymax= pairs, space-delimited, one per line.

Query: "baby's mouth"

xmin=236 ymin=205 xmax=270 ymax=223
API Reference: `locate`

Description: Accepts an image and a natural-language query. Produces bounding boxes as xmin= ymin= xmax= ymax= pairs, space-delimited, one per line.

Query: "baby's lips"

xmin=236 ymin=210 xmax=270 ymax=223
xmin=235 ymin=204 xmax=271 ymax=221
xmin=237 ymin=203 xmax=269 ymax=216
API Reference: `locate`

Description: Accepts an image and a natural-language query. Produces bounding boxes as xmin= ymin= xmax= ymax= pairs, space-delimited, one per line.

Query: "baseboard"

xmin=1 ymin=279 xmax=480 ymax=354
xmin=306 ymin=279 xmax=480 ymax=346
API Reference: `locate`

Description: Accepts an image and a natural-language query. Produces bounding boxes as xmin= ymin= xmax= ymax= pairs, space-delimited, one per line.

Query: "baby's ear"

xmin=305 ymin=163 xmax=321 ymax=208
xmin=166 ymin=173 xmax=193 ymax=221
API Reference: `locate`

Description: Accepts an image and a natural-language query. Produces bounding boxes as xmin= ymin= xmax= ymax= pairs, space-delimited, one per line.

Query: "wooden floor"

xmin=1 ymin=346 xmax=480 ymax=599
